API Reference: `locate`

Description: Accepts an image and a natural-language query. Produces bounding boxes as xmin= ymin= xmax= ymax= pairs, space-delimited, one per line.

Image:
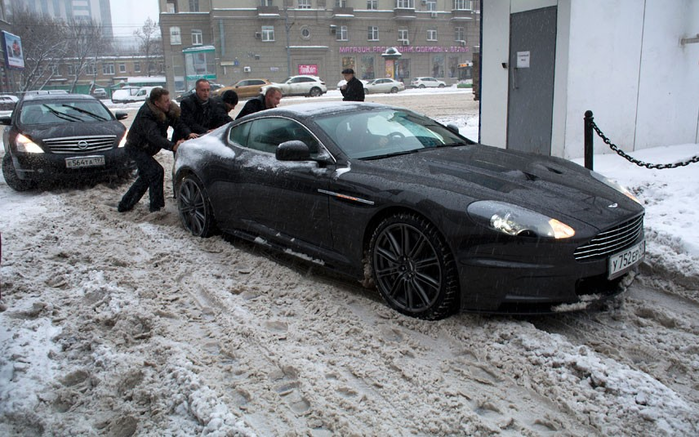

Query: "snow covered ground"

xmin=0 ymin=91 xmax=698 ymax=436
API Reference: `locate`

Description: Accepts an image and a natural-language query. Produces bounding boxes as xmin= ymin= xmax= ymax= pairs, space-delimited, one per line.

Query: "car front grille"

xmin=574 ymin=214 xmax=644 ymax=261
xmin=43 ymin=135 xmax=117 ymax=154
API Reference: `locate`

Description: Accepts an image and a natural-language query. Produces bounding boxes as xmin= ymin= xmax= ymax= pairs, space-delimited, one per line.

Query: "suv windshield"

xmin=20 ymin=100 xmax=113 ymax=125
xmin=315 ymin=108 xmax=467 ymax=159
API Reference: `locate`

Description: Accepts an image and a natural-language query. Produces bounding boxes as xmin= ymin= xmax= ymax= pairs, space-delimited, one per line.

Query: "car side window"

xmin=238 ymin=118 xmax=321 ymax=156
xmin=228 ymin=122 xmax=251 ymax=147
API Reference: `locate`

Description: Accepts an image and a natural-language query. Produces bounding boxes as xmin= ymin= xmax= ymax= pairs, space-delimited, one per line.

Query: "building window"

xmin=337 ymin=25 xmax=348 ymax=41
xmin=336 ymin=0 xmax=347 ymax=7
xmin=134 ymin=62 xmax=141 ymax=72
xmin=427 ymin=29 xmax=437 ymax=41
xmin=189 ymin=0 xmax=199 ymax=12
xmin=119 ymin=63 xmax=126 ymax=73
xmin=261 ymin=0 xmax=274 ymax=6
xmin=453 ymin=0 xmax=472 ymax=10
xmin=368 ymin=26 xmax=379 ymax=41
xmin=367 ymin=0 xmax=377 ymax=9
xmin=166 ymin=2 xmax=176 ymax=13
xmin=262 ymin=26 xmax=275 ymax=42
xmin=170 ymin=26 xmax=181 ymax=45
xmin=85 ymin=63 xmax=96 ymax=75
xmin=102 ymin=63 xmax=115 ymax=75
xmin=67 ymin=64 xmax=75 ymax=75
xmin=50 ymin=64 xmax=60 ymax=76
xmin=396 ymin=0 xmax=414 ymax=8
xmin=426 ymin=1 xmax=436 ymax=11
xmin=192 ymin=29 xmax=203 ymax=45
xmin=298 ymin=0 xmax=311 ymax=8
xmin=398 ymin=29 xmax=409 ymax=42
xmin=455 ymin=27 xmax=464 ymax=41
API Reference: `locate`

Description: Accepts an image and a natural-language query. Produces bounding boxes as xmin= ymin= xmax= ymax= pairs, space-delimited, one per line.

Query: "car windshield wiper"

xmin=362 ymin=149 xmax=422 ymax=160
xmin=62 ymin=104 xmax=107 ymax=121
xmin=42 ymin=104 xmax=82 ymax=122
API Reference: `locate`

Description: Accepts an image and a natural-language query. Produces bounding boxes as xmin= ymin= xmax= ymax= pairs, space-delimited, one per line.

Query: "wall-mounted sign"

xmin=3 ymin=31 xmax=24 ymax=70
xmin=517 ymin=51 xmax=530 ymax=69
xmin=298 ymin=64 xmax=318 ymax=75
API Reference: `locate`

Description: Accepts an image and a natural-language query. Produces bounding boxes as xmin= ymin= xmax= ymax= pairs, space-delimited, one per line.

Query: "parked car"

xmin=410 ymin=77 xmax=447 ymax=88
xmin=364 ymin=78 xmax=406 ymax=94
xmin=0 ymin=94 xmax=18 ymax=116
xmin=111 ymin=86 xmax=140 ymax=103
xmin=130 ymin=86 xmax=159 ymax=103
xmin=176 ymin=83 xmax=225 ymax=102
xmin=173 ymin=102 xmax=645 ymax=320
xmin=263 ymin=75 xmax=327 ymax=97
xmin=213 ymin=79 xmax=272 ymax=100
xmin=1 ymin=93 xmax=133 ymax=191
xmin=91 ymin=88 xmax=108 ymax=99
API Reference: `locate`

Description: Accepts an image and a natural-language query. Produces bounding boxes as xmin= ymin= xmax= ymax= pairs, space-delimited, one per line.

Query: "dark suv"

xmin=1 ymin=93 xmax=134 ymax=191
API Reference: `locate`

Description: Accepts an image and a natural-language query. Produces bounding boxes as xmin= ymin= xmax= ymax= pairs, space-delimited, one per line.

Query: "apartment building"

xmin=159 ymin=0 xmax=480 ymax=93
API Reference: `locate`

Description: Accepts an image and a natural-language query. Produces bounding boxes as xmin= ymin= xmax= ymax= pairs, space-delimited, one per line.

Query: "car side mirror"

xmin=115 ymin=111 xmax=128 ymax=120
xmin=276 ymin=140 xmax=311 ymax=161
xmin=0 ymin=115 xmax=11 ymax=125
xmin=446 ymin=124 xmax=460 ymax=134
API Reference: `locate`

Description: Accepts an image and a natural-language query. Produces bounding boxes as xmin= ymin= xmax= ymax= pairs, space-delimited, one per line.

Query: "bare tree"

xmin=64 ymin=18 xmax=111 ymax=93
xmin=134 ymin=18 xmax=162 ymax=76
xmin=11 ymin=8 xmax=68 ymax=92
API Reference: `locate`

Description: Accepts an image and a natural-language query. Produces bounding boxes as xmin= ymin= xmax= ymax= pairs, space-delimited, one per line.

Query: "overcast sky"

xmin=110 ymin=0 xmax=160 ymax=37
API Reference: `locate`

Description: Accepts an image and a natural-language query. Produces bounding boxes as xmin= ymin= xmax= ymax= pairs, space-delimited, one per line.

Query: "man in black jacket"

xmin=173 ymin=79 xmax=230 ymax=141
xmin=118 ymin=87 xmax=188 ymax=213
xmin=235 ymin=86 xmax=283 ymax=119
xmin=340 ymin=68 xmax=365 ymax=102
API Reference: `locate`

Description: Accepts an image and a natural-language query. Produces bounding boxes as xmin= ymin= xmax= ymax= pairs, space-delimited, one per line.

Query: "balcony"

xmin=332 ymin=7 xmax=354 ymax=19
xmin=451 ymin=9 xmax=475 ymax=20
xmin=257 ymin=6 xmax=280 ymax=17
xmin=394 ymin=8 xmax=416 ymax=20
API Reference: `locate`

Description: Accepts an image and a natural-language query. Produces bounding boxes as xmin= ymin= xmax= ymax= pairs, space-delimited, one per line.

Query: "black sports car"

xmin=173 ymin=102 xmax=645 ymax=319
xmin=1 ymin=93 xmax=133 ymax=191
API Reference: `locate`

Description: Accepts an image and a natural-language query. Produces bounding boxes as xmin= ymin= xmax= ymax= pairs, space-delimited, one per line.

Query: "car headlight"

xmin=15 ymin=133 xmax=44 ymax=153
xmin=118 ymin=130 xmax=128 ymax=148
xmin=467 ymin=200 xmax=575 ymax=239
xmin=590 ymin=171 xmax=640 ymax=204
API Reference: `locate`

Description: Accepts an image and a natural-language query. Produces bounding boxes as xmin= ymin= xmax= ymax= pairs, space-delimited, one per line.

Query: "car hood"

xmin=21 ymin=120 xmax=125 ymax=143
xmin=352 ymin=144 xmax=643 ymax=230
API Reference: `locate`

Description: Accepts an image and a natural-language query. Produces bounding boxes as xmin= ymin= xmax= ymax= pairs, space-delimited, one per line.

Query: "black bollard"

xmin=584 ymin=110 xmax=594 ymax=170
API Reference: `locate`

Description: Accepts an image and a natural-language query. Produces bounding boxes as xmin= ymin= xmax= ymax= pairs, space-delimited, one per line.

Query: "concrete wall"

xmin=481 ymin=0 xmax=699 ymax=159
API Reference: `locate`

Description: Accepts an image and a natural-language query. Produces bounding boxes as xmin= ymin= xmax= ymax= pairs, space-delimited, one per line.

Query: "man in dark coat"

xmin=235 ymin=86 xmax=283 ymax=119
xmin=173 ymin=79 xmax=231 ymax=141
xmin=118 ymin=87 xmax=188 ymax=213
xmin=340 ymin=68 xmax=365 ymax=102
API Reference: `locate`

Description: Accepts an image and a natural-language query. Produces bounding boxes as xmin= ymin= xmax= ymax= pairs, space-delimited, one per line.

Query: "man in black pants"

xmin=118 ymin=87 xmax=188 ymax=213
xmin=340 ymin=68 xmax=365 ymax=102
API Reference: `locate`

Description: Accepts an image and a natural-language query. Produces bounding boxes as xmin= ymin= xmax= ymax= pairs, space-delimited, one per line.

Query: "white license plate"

xmin=608 ymin=240 xmax=645 ymax=279
xmin=65 ymin=155 xmax=105 ymax=169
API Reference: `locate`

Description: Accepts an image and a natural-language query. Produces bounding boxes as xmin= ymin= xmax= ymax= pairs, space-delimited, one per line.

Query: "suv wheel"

xmin=309 ymin=87 xmax=322 ymax=97
xmin=2 ymin=154 xmax=34 ymax=191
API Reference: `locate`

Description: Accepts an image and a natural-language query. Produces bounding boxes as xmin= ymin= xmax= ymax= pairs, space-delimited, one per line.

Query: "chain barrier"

xmin=590 ymin=119 xmax=699 ymax=170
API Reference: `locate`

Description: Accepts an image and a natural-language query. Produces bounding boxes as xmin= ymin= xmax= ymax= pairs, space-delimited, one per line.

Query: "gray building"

xmin=10 ymin=0 xmax=114 ymax=38
xmin=159 ymin=0 xmax=480 ymax=93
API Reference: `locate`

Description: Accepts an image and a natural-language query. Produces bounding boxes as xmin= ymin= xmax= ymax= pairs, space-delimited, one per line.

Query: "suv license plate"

xmin=65 ymin=155 xmax=105 ymax=169
xmin=608 ymin=240 xmax=645 ymax=279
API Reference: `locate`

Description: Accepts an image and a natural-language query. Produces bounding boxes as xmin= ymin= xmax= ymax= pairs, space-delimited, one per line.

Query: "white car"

xmin=364 ymin=78 xmax=406 ymax=94
xmin=0 ymin=94 xmax=18 ymax=116
xmin=264 ymin=75 xmax=327 ymax=97
xmin=410 ymin=77 xmax=447 ymax=88
xmin=111 ymin=86 xmax=141 ymax=103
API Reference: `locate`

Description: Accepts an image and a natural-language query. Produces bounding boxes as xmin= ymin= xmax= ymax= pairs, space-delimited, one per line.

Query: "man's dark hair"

xmin=264 ymin=86 xmax=282 ymax=97
xmin=149 ymin=87 xmax=169 ymax=103
xmin=221 ymin=90 xmax=239 ymax=106
xmin=195 ymin=78 xmax=210 ymax=88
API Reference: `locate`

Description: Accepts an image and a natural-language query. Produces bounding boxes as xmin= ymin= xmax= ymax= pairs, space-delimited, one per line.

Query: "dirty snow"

xmin=1 ymin=89 xmax=698 ymax=436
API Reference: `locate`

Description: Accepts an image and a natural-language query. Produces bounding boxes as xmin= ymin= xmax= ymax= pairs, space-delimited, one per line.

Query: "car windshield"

xmin=20 ymin=101 xmax=113 ymax=125
xmin=315 ymin=108 xmax=467 ymax=159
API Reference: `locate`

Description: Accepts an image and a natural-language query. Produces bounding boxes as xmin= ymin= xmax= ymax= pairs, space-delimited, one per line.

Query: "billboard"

xmin=3 ymin=31 xmax=24 ymax=69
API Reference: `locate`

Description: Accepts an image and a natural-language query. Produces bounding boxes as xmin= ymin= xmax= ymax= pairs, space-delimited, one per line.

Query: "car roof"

xmin=20 ymin=93 xmax=99 ymax=104
xmin=251 ymin=101 xmax=393 ymax=119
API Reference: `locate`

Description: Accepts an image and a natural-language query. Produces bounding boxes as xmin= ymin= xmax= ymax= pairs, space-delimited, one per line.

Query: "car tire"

xmin=390 ymin=87 xmax=398 ymax=93
xmin=438 ymin=84 xmax=445 ymax=88
xmin=2 ymin=154 xmax=34 ymax=191
xmin=309 ymin=87 xmax=322 ymax=97
xmin=369 ymin=213 xmax=459 ymax=320
xmin=419 ymin=84 xmax=426 ymax=89
xmin=177 ymin=174 xmax=217 ymax=238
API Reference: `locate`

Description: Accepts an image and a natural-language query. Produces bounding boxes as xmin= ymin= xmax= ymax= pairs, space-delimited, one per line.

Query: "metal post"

xmin=584 ymin=110 xmax=594 ymax=170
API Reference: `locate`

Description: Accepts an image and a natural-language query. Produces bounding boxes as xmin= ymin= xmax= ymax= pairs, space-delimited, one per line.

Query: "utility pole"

xmin=284 ymin=3 xmax=292 ymax=77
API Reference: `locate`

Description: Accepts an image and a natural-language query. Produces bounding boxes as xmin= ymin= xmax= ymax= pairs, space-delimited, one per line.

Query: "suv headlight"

xmin=468 ymin=201 xmax=575 ymax=239
xmin=15 ymin=133 xmax=44 ymax=153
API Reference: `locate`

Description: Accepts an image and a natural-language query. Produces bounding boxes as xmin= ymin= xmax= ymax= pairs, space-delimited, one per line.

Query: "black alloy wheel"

xmin=177 ymin=175 xmax=216 ymax=237
xmin=390 ymin=87 xmax=398 ymax=93
xmin=309 ymin=87 xmax=322 ymax=97
xmin=370 ymin=213 xmax=459 ymax=320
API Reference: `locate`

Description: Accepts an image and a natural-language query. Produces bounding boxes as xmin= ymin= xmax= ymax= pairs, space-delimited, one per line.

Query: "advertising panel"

xmin=3 ymin=31 xmax=24 ymax=69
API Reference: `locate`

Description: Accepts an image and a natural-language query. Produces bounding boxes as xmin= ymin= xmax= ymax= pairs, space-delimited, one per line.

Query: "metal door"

xmin=506 ymin=6 xmax=557 ymax=155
